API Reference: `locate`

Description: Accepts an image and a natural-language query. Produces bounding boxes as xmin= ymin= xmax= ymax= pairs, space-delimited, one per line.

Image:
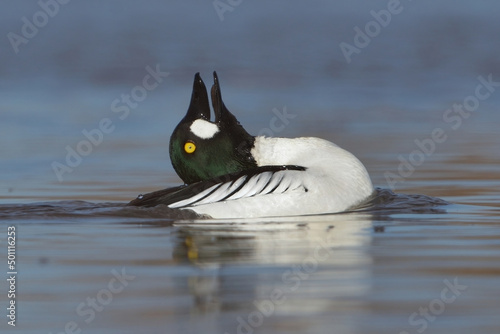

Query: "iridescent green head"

xmin=169 ymin=72 xmax=257 ymax=184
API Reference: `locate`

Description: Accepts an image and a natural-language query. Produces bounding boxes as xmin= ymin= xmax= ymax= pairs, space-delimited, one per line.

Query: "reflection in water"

xmin=0 ymin=191 xmax=449 ymax=333
xmin=173 ymin=214 xmax=374 ymax=333
xmin=0 ymin=193 xmax=497 ymax=333
xmin=2 ymin=1 xmax=500 ymax=333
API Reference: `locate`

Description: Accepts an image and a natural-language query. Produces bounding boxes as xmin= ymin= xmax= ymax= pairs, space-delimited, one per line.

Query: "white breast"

xmin=184 ymin=136 xmax=374 ymax=218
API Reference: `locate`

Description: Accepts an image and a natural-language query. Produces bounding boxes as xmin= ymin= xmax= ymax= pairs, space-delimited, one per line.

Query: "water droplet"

xmin=137 ymin=194 xmax=144 ymax=200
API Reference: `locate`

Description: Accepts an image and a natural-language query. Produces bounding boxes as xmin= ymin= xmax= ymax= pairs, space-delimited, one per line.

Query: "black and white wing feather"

xmin=128 ymin=165 xmax=306 ymax=209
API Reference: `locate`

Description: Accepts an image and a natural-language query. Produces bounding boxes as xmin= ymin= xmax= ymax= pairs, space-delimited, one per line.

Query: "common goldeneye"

xmin=128 ymin=72 xmax=374 ymax=218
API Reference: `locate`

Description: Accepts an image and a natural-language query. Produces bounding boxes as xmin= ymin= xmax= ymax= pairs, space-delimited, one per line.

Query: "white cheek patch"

xmin=190 ymin=119 xmax=220 ymax=139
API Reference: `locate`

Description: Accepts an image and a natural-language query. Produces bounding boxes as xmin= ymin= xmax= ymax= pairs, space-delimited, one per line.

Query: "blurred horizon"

xmin=1 ymin=3 xmax=500 ymax=334
xmin=1 ymin=0 xmax=499 ymax=201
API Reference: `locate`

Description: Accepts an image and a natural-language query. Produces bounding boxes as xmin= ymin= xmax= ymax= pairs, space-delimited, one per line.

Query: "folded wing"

xmin=128 ymin=165 xmax=306 ymax=209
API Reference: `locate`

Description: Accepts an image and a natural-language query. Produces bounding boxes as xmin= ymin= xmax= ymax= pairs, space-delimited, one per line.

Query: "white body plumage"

xmin=177 ymin=136 xmax=374 ymax=219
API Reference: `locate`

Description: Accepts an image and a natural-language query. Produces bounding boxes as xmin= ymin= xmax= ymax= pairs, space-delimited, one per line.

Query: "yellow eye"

xmin=184 ymin=141 xmax=196 ymax=154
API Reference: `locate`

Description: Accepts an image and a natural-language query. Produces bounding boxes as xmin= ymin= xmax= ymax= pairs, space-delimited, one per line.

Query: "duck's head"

xmin=169 ymin=72 xmax=257 ymax=184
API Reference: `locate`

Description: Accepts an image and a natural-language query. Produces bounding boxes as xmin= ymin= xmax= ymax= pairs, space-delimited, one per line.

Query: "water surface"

xmin=1 ymin=1 xmax=500 ymax=333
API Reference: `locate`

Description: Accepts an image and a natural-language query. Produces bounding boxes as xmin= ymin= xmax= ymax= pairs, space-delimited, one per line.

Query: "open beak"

xmin=211 ymin=71 xmax=223 ymax=123
xmin=211 ymin=71 xmax=237 ymax=125
xmin=184 ymin=72 xmax=211 ymax=122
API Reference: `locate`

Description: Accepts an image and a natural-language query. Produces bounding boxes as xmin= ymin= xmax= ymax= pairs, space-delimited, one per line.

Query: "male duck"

xmin=128 ymin=72 xmax=374 ymax=218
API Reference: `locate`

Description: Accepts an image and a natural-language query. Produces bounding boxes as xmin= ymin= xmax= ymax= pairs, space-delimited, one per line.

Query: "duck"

xmin=128 ymin=72 xmax=374 ymax=219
